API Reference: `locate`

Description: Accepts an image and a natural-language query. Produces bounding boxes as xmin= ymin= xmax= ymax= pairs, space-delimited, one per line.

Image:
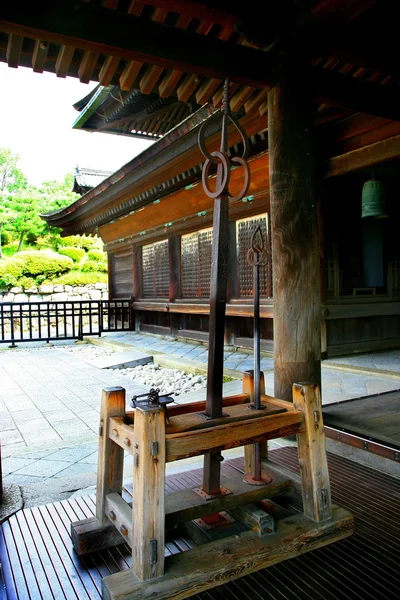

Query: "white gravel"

xmin=58 ymin=343 xmax=207 ymax=396
xmin=115 ymin=363 xmax=206 ymax=396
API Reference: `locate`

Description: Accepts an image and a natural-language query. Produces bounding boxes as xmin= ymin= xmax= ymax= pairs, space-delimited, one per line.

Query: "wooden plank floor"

xmin=1 ymin=447 xmax=400 ymax=599
xmin=323 ymin=389 xmax=400 ymax=448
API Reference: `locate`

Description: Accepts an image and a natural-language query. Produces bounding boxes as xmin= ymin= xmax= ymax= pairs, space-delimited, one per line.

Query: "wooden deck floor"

xmin=323 ymin=389 xmax=400 ymax=449
xmin=1 ymin=447 xmax=400 ymax=600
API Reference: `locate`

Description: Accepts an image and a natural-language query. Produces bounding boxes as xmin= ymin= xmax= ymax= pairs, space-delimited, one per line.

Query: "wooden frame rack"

xmin=71 ymin=374 xmax=353 ymax=600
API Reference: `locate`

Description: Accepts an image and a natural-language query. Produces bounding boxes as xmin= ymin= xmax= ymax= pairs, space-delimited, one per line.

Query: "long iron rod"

xmin=253 ymin=250 xmax=262 ymax=481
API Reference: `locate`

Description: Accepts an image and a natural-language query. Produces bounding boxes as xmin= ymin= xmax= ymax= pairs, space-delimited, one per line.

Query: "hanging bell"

xmin=361 ymin=178 xmax=388 ymax=219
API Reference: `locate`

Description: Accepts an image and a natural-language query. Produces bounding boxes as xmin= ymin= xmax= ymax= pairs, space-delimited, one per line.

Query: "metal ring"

xmin=198 ymin=113 xmax=222 ymax=162
xmin=246 ymin=247 xmax=268 ymax=266
xmin=202 ymin=151 xmax=230 ymax=198
xmin=228 ymin=114 xmax=250 ymax=159
xmin=228 ymin=157 xmax=251 ymax=202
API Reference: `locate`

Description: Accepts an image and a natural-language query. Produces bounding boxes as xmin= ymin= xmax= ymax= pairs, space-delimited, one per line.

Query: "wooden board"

xmin=323 ymin=390 xmax=400 ymax=447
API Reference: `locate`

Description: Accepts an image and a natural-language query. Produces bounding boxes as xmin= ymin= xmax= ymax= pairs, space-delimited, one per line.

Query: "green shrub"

xmin=87 ymin=249 xmax=107 ymax=262
xmin=0 ymin=256 xmax=25 ymax=286
xmin=81 ymin=260 xmax=107 ymax=273
xmin=18 ymin=276 xmax=37 ymax=290
xmin=1 ymin=230 xmax=12 ymax=246
xmin=61 ymin=235 xmax=82 ymax=248
xmin=59 ymin=247 xmax=85 ymax=262
xmin=50 ymin=271 xmax=108 ymax=285
xmin=14 ymin=251 xmax=74 ymax=277
xmin=80 ymin=235 xmax=102 ymax=251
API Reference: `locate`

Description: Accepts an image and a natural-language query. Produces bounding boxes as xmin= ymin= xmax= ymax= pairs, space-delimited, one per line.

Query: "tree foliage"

xmin=0 ymin=148 xmax=79 ymax=256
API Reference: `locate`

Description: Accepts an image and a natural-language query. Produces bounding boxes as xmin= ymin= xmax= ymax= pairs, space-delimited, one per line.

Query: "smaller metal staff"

xmin=246 ymin=226 xmax=270 ymax=484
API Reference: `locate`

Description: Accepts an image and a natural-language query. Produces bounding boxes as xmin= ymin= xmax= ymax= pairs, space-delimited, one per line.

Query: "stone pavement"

xmin=1 ymin=333 xmax=400 ymax=506
xmin=90 ymin=331 xmax=400 ymax=404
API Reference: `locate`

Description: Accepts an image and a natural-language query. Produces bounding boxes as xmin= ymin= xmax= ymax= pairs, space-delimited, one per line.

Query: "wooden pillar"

xmin=132 ymin=405 xmax=166 ymax=581
xmin=268 ymin=54 xmax=321 ymax=401
xmin=293 ymin=383 xmax=331 ymax=521
xmin=96 ymin=387 xmax=125 ymax=525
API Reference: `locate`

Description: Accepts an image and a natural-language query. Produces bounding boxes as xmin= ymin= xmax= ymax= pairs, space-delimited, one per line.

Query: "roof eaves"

xmin=72 ymin=85 xmax=113 ymax=130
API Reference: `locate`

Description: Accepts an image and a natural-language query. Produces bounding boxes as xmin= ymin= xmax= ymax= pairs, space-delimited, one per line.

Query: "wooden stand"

xmin=71 ymin=378 xmax=353 ymax=600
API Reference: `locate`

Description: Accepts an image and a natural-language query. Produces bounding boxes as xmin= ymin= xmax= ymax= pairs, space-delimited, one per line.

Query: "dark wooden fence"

xmin=0 ymin=299 xmax=133 ymax=345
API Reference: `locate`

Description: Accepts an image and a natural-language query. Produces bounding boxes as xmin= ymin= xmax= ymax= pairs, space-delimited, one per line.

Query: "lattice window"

xmin=142 ymin=240 xmax=169 ymax=297
xmin=237 ymin=214 xmax=268 ymax=297
xmin=181 ymin=228 xmax=213 ymax=298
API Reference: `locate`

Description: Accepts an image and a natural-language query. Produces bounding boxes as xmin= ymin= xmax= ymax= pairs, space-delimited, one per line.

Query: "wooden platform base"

xmin=102 ymin=505 xmax=353 ymax=600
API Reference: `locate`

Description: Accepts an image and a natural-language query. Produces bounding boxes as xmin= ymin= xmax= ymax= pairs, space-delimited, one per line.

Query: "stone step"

xmin=85 ymin=350 xmax=153 ymax=370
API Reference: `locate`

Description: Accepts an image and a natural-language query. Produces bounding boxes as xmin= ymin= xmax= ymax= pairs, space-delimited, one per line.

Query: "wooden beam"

xmin=165 ymin=410 xmax=305 ymax=462
xmin=268 ymin=54 xmax=321 ymax=402
xmin=99 ymin=55 xmax=120 ymax=86
xmin=96 ymin=387 xmax=125 ymax=526
xmin=119 ymin=60 xmax=143 ymax=91
xmin=78 ymin=50 xmax=100 ymax=84
xmin=102 ymin=506 xmax=353 ymax=600
xmin=132 ymin=405 xmax=165 ymax=581
xmin=129 ymin=0 xmax=239 ymax=30
xmin=293 ymin=383 xmax=332 ymax=521
xmin=0 ymin=0 xmax=275 ymax=88
xmin=311 ymin=0 xmax=378 ymax=24
xmin=55 ymin=45 xmax=74 ymax=78
xmin=140 ymin=65 xmax=164 ymax=94
xmin=314 ymin=68 xmax=400 ymax=123
xmin=6 ymin=33 xmax=22 ymax=68
xmin=32 ymin=39 xmax=49 ymax=73
xmin=324 ymin=133 xmax=400 ymax=178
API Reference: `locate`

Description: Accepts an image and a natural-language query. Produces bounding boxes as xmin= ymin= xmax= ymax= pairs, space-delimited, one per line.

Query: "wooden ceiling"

xmin=0 ymin=1 xmax=399 ymax=120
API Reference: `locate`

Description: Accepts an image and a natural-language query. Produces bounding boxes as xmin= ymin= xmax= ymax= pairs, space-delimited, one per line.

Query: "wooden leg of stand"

xmin=96 ymin=387 xmax=126 ymax=526
xmin=242 ymin=371 xmax=268 ymax=475
xmin=132 ymin=405 xmax=166 ymax=581
xmin=293 ymin=383 xmax=332 ymax=522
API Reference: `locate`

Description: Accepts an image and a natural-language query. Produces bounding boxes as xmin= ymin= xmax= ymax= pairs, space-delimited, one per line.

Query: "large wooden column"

xmin=268 ymin=55 xmax=321 ymax=401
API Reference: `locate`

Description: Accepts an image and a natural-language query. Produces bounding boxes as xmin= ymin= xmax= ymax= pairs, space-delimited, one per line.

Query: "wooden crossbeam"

xmin=166 ymin=409 xmax=305 ymax=462
xmin=324 ymin=132 xmax=400 ymax=178
xmin=314 ymin=67 xmax=400 ymax=122
xmin=71 ymin=465 xmax=293 ymax=555
xmin=102 ymin=505 xmax=353 ymax=600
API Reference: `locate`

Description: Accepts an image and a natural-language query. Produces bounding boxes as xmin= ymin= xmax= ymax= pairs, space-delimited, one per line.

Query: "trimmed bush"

xmin=18 ymin=276 xmax=37 ymax=290
xmin=61 ymin=235 xmax=82 ymax=248
xmin=87 ymin=249 xmax=107 ymax=262
xmin=51 ymin=271 xmax=108 ymax=285
xmin=59 ymin=247 xmax=85 ymax=262
xmin=0 ymin=256 xmax=25 ymax=286
xmin=1 ymin=230 xmax=11 ymax=246
xmin=80 ymin=235 xmax=102 ymax=251
xmin=81 ymin=260 xmax=107 ymax=273
xmin=15 ymin=251 xmax=74 ymax=277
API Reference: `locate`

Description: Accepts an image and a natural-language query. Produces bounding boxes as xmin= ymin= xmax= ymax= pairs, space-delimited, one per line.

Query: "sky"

xmin=0 ymin=62 xmax=153 ymax=187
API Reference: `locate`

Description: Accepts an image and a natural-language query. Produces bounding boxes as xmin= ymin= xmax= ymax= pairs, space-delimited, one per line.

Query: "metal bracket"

xmin=195 ymin=512 xmax=235 ymax=530
xmin=196 ymin=411 xmax=228 ymax=420
xmin=193 ymin=485 xmax=232 ymax=501
xmin=150 ymin=539 xmax=158 ymax=565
